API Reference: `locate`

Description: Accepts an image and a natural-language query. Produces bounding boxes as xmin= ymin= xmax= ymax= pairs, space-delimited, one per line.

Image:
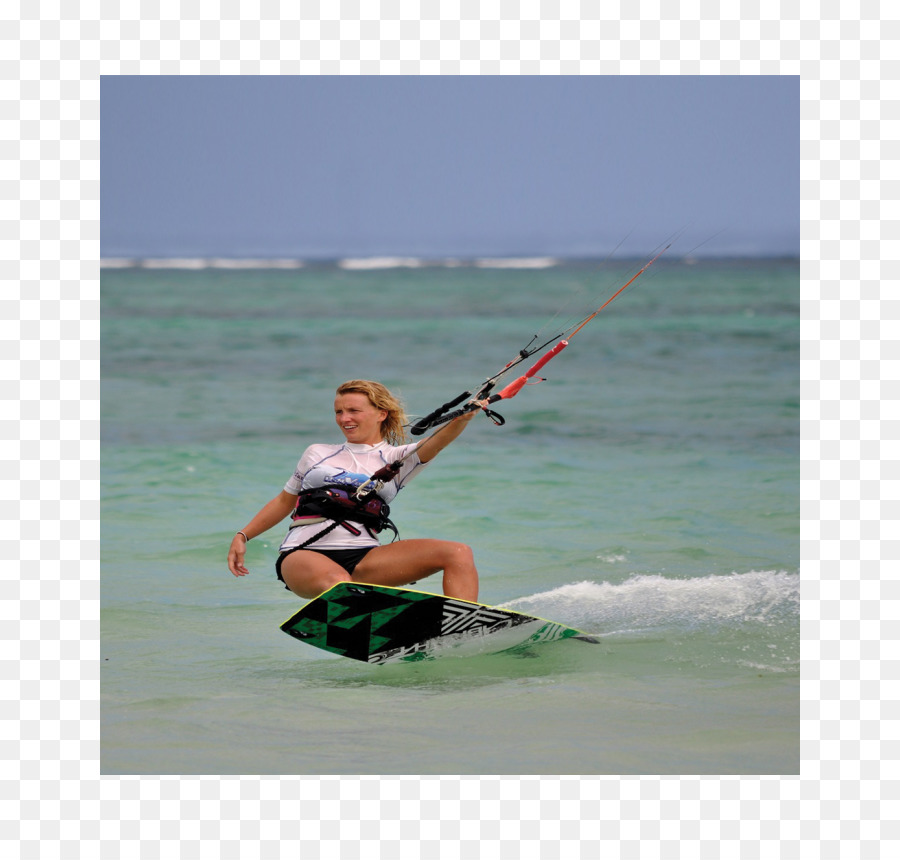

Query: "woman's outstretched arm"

xmin=414 ymin=407 xmax=480 ymax=464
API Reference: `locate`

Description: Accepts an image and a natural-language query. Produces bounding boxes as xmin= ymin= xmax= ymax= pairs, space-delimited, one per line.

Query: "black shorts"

xmin=275 ymin=546 xmax=376 ymax=587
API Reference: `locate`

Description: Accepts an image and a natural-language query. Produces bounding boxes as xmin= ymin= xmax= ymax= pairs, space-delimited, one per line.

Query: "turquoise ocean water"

xmin=101 ymin=258 xmax=799 ymax=775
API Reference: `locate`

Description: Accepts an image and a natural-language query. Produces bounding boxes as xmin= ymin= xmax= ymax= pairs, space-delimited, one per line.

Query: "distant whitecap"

xmin=338 ymin=257 xmax=425 ymax=270
xmin=474 ymin=257 xmax=558 ymax=269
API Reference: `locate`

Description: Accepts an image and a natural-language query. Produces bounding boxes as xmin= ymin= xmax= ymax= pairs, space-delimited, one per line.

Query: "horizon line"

xmin=100 ymin=252 xmax=800 ymax=271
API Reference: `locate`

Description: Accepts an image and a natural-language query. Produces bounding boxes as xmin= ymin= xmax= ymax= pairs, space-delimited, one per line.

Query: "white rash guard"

xmin=278 ymin=440 xmax=427 ymax=552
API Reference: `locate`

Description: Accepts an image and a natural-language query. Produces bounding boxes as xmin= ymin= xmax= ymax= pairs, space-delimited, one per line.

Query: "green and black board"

xmin=280 ymin=581 xmax=600 ymax=664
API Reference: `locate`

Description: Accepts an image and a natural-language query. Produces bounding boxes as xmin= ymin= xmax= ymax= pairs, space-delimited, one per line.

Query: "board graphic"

xmin=280 ymin=581 xmax=600 ymax=664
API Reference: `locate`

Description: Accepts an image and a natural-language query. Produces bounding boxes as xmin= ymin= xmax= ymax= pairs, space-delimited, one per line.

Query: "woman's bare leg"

xmin=278 ymin=550 xmax=352 ymax=599
xmin=353 ymin=539 xmax=479 ymax=602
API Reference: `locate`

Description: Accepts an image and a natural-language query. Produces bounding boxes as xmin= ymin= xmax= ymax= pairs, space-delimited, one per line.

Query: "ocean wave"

xmin=474 ymin=257 xmax=558 ymax=269
xmin=100 ymin=256 xmax=561 ymax=270
xmin=338 ymin=257 xmax=425 ymax=270
xmin=100 ymin=258 xmax=306 ymax=269
xmin=500 ymin=570 xmax=800 ymax=636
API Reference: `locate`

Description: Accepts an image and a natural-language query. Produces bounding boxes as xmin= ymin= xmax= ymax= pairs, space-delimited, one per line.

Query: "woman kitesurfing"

xmin=227 ymin=380 xmax=484 ymax=601
xmin=227 ymin=243 xmax=671 ymax=603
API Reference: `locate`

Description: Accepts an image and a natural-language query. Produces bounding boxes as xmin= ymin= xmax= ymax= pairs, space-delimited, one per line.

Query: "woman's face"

xmin=334 ymin=392 xmax=388 ymax=445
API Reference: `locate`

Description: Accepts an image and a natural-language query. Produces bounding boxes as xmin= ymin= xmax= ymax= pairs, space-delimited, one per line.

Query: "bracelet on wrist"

xmin=236 ymin=531 xmax=249 ymax=542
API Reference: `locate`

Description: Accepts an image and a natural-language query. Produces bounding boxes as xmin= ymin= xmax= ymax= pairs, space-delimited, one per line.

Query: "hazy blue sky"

xmin=101 ymin=76 xmax=798 ymax=259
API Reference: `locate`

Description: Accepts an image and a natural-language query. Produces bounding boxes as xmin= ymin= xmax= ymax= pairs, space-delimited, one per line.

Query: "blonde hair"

xmin=336 ymin=380 xmax=408 ymax=446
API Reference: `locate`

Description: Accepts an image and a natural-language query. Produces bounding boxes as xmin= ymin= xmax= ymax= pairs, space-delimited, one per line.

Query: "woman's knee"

xmin=444 ymin=541 xmax=475 ymax=568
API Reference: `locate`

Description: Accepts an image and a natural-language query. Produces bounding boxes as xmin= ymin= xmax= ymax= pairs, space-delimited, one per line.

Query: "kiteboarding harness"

xmin=289 ymin=483 xmax=399 ymax=548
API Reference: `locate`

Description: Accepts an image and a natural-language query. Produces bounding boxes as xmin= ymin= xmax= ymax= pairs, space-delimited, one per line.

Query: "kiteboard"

xmin=280 ymin=581 xmax=600 ymax=664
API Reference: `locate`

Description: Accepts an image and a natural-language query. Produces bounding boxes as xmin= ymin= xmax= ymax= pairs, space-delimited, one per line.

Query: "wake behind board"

xmin=280 ymin=581 xmax=600 ymax=665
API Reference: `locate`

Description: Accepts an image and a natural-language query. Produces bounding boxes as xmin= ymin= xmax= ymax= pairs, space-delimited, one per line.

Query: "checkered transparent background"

xmin=3 ymin=2 xmax=891 ymax=858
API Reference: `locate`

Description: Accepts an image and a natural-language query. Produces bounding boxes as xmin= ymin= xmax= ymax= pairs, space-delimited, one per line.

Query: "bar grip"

xmin=410 ymin=390 xmax=471 ymax=435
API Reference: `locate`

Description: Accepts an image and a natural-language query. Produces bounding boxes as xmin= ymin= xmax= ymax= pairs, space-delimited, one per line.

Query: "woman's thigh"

xmin=352 ymin=539 xmax=472 ymax=588
xmin=278 ymin=550 xmax=352 ymax=599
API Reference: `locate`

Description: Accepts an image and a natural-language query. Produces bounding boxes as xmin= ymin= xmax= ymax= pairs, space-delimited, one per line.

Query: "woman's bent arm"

xmin=228 ymin=490 xmax=297 ymax=576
